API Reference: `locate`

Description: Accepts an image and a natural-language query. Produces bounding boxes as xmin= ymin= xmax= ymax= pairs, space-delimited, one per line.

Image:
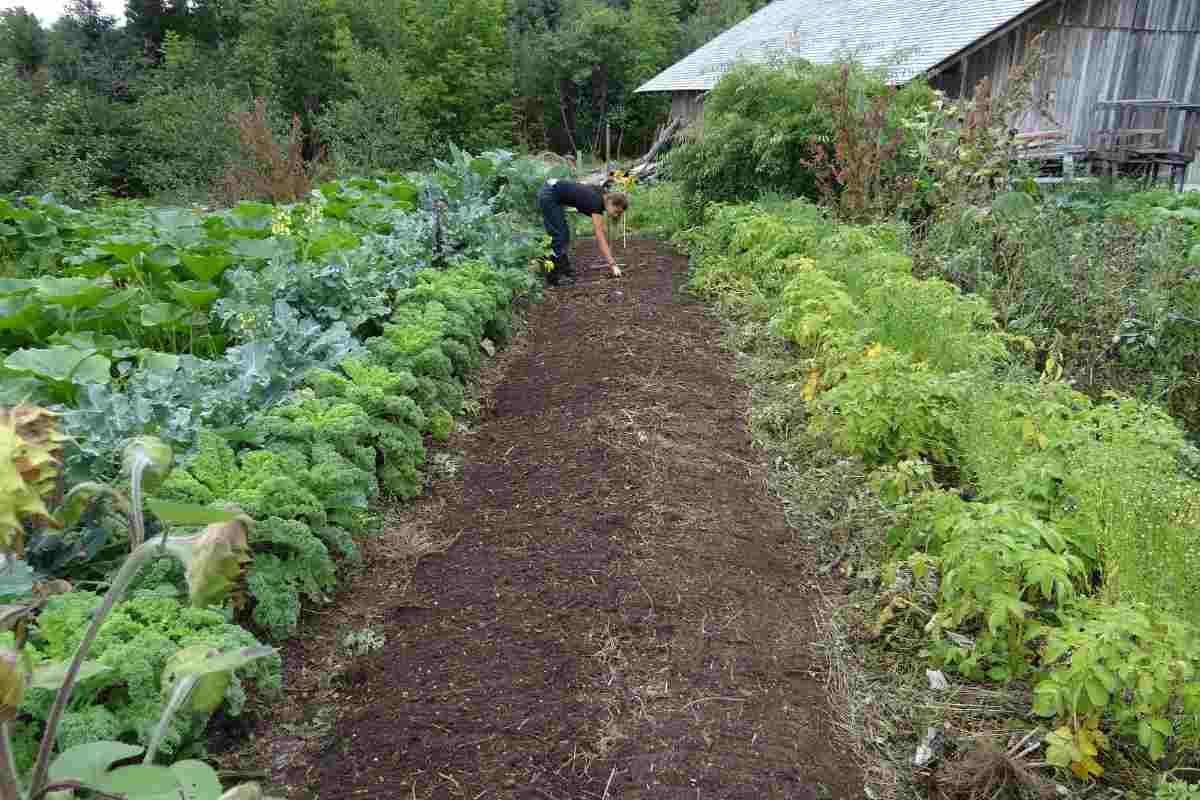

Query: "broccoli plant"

xmin=0 ymin=404 xmax=276 ymax=800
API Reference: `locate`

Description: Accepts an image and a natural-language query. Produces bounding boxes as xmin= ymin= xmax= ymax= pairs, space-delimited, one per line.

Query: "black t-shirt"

xmin=552 ymin=181 xmax=605 ymax=216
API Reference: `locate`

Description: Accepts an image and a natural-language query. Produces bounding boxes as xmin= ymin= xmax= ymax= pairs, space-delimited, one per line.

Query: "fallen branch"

xmin=636 ymin=117 xmax=682 ymax=167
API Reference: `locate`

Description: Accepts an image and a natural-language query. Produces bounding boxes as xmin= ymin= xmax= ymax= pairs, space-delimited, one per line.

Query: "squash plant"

xmin=0 ymin=405 xmax=275 ymax=800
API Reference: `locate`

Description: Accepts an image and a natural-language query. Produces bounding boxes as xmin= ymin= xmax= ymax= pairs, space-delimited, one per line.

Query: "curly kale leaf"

xmin=159 ymin=430 xmax=325 ymax=525
xmin=246 ymin=517 xmax=337 ymax=638
xmin=15 ymin=591 xmax=279 ymax=768
xmin=308 ymin=357 xmax=425 ymax=429
xmin=254 ymin=391 xmax=372 ymax=450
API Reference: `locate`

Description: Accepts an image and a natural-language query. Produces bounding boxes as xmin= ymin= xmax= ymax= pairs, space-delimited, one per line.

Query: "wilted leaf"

xmin=0 ymin=647 xmax=24 ymax=720
xmin=162 ymin=644 xmax=274 ymax=714
xmin=123 ymin=437 xmax=174 ymax=493
xmin=163 ymin=513 xmax=254 ymax=607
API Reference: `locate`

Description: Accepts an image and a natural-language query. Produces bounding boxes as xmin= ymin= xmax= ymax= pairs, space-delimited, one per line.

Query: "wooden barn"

xmin=635 ymin=0 xmax=1200 ymax=187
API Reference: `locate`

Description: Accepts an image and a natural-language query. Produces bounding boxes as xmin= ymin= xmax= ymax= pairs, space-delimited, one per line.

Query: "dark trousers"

xmin=537 ymin=182 xmax=572 ymax=279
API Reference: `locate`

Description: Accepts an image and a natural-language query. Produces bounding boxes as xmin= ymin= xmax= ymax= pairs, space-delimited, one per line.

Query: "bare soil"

xmin=230 ymin=239 xmax=861 ymax=800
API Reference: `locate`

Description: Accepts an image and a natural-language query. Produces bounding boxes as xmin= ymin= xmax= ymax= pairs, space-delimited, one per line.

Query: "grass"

xmin=621 ymin=181 xmax=688 ymax=239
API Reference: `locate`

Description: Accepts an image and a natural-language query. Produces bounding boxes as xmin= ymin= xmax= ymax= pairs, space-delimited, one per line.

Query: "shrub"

xmin=812 ymin=346 xmax=970 ymax=465
xmin=130 ymin=32 xmax=248 ymax=199
xmin=679 ymin=196 xmax=1200 ymax=774
xmin=158 ymin=429 xmax=341 ymax=639
xmin=623 ymin=180 xmax=688 ymax=239
xmin=668 ymin=59 xmax=932 ymax=219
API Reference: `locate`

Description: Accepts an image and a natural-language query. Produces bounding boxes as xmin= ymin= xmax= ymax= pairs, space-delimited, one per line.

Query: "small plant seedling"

xmin=341 ymin=628 xmax=386 ymax=657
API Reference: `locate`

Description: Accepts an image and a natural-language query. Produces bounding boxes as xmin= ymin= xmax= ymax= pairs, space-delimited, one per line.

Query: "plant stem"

xmin=129 ymin=453 xmax=148 ymax=549
xmin=28 ymin=540 xmax=161 ymax=798
xmin=0 ymin=721 xmax=23 ymax=800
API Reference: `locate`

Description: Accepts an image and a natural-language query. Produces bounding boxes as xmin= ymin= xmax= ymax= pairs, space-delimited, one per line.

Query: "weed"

xmin=340 ymin=627 xmax=386 ymax=657
xmin=217 ymin=97 xmax=328 ymax=205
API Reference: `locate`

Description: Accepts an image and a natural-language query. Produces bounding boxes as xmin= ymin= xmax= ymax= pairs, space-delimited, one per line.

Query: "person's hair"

xmin=605 ymin=192 xmax=629 ymax=211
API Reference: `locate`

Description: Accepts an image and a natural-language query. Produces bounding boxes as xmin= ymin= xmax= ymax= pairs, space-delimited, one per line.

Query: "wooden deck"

xmin=1008 ymin=99 xmax=1200 ymax=189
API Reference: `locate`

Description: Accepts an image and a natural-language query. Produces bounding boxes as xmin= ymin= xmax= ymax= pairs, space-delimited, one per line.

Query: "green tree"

xmin=0 ymin=7 xmax=48 ymax=76
xmin=234 ymin=0 xmax=349 ymax=123
xmin=680 ymin=0 xmax=758 ymax=51
xmin=132 ymin=32 xmax=247 ymax=197
xmin=0 ymin=59 xmax=42 ymax=190
xmin=319 ymin=0 xmax=512 ymax=169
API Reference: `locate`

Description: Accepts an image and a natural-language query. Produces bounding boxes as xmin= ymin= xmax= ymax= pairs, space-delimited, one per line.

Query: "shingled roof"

xmin=636 ymin=0 xmax=1049 ymax=93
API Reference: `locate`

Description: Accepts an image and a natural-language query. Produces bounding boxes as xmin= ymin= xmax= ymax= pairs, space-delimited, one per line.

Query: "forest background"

xmin=0 ymin=0 xmax=763 ymax=203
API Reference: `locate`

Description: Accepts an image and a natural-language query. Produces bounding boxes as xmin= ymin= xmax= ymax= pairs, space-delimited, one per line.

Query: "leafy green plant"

xmin=305 ymin=358 xmax=428 ymax=500
xmin=1156 ymin=781 xmax=1200 ymax=800
xmin=900 ymin=32 xmax=1052 ymax=211
xmin=912 ymin=499 xmax=1090 ymax=681
xmin=669 ymin=58 xmax=931 ymax=219
xmin=0 ymin=408 xmax=276 ymax=799
xmin=812 ymin=346 xmax=969 ymax=466
xmin=1035 ymin=599 xmax=1200 ymax=777
xmin=157 ymin=429 xmax=340 ymax=639
xmin=8 ymin=592 xmax=278 ymax=771
xmin=678 ymin=194 xmax=1200 ymax=776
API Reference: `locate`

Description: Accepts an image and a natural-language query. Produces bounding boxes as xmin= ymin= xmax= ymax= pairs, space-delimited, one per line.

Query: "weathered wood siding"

xmin=928 ymin=0 xmax=1200 ymax=183
xmin=669 ymin=91 xmax=707 ymax=125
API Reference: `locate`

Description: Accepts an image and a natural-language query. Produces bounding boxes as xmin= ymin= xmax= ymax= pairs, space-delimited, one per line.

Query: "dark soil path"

xmin=249 ymin=239 xmax=859 ymax=800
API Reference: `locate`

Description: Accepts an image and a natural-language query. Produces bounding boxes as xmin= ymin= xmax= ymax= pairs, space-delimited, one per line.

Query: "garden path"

xmin=238 ymin=239 xmax=859 ymax=800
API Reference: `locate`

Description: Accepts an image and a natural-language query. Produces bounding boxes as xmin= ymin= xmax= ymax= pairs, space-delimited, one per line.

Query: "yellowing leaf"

xmin=864 ymin=343 xmax=884 ymax=360
xmin=801 ymin=369 xmax=821 ymax=403
xmin=1069 ymin=757 xmax=1103 ymax=779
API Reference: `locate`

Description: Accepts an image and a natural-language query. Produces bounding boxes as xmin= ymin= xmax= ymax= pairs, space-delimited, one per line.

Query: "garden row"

xmin=1 ymin=148 xmax=563 ymax=785
xmin=677 ymin=198 xmax=1200 ymax=779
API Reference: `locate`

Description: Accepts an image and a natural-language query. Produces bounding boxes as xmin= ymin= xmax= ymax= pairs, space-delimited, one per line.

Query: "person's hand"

xmin=608 ymin=260 xmax=622 ymax=277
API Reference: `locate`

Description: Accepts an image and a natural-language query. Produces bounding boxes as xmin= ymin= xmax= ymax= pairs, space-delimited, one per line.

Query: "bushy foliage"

xmin=918 ymin=189 xmax=1200 ymax=434
xmin=6 ymin=591 xmax=279 ymax=772
xmin=130 ymin=33 xmax=250 ymax=199
xmin=157 ymin=430 xmax=341 ymax=638
xmin=668 ymin=59 xmax=932 ymax=219
xmin=306 ymin=358 xmax=428 ymax=499
xmin=680 ymin=197 xmax=1200 ymax=776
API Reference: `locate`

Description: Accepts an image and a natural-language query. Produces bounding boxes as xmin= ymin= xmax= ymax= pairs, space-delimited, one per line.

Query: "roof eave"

xmin=634 ymin=81 xmax=714 ymax=94
xmin=922 ymin=0 xmax=1062 ymax=78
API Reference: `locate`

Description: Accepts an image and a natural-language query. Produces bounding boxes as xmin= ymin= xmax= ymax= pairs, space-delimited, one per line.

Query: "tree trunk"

xmin=556 ymin=78 xmax=579 ymax=155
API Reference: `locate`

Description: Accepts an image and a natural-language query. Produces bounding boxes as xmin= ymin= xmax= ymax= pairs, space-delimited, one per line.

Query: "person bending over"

xmin=537 ymin=178 xmax=628 ymax=287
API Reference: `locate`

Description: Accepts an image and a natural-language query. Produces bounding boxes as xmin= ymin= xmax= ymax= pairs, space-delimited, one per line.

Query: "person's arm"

xmin=591 ymin=213 xmax=621 ymax=276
